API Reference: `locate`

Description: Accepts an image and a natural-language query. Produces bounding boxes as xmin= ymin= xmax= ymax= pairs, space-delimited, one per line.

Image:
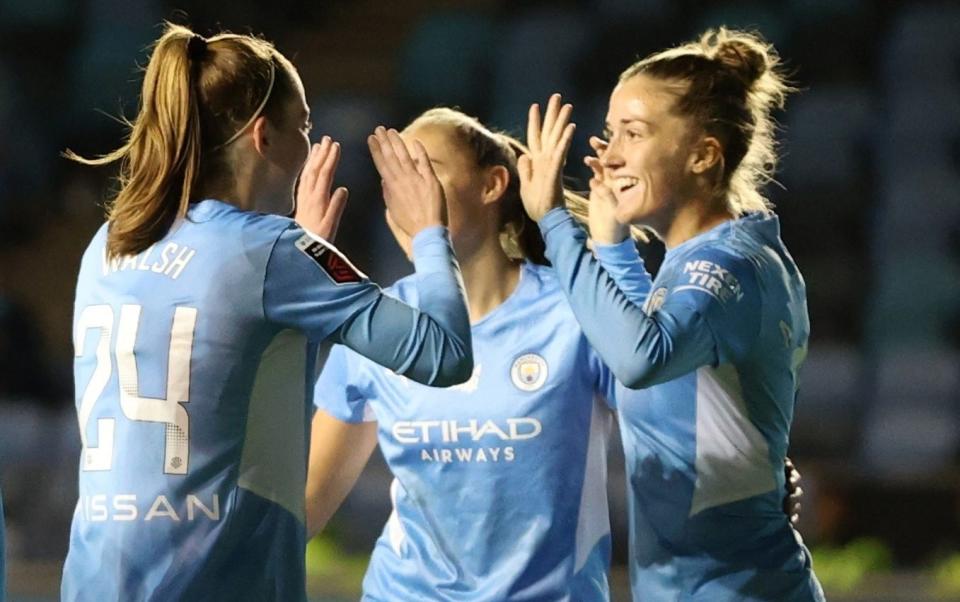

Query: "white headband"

xmin=214 ymin=60 xmax=276 ymax=150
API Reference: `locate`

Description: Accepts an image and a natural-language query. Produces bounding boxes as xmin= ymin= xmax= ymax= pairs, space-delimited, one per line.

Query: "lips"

xmin=613 ymin=176 xmax=639 ymax=193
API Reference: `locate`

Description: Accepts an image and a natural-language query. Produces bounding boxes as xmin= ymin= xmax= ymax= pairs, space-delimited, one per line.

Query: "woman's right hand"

xmin=368 ymin=126 xmax=447 ymax=235
xmin=585 ymin=136 xmax=628 ymax=245
xmin=295 ymin=136 xmax=349 ymax=241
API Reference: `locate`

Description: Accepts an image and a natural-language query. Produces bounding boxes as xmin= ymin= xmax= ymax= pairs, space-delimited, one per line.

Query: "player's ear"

xmin=687 ymin=135 xmax=722 ymax=175
xmin=482 ymin=165 xmax=510 ymax=206
xmin=251 ymin=116 xmax=269 ymax=157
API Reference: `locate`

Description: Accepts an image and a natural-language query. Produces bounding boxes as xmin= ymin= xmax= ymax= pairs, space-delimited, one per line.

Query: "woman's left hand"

xmin=517 ymin=93 xmax=576 ymax=222
xmin=585 ymin=136 xmax=628 ymax=245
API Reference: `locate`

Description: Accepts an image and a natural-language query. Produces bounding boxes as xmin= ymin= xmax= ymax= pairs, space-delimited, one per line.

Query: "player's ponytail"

xmin=67 ymin=22 xmax=298 ymax=260
xmin=66 ymin=25 xmax=203 ymax=259
xmin=620 ymin=27 xmax=793 ymax=216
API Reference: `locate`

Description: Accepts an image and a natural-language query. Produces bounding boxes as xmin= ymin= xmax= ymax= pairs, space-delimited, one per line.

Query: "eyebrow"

xmin=605 ymin=118 xmax=653 ymax=128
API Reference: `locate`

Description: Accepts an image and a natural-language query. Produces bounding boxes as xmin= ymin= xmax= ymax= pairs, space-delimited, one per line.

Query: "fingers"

xmin=541 ymin=94 xmax=561 ymax=142
xmin=318 ymin=186 xmax=348 ymax=241
xmin=296 ymin=144 xmax=316 ymax=203
xmin=528 ymin=94 xmax=575 ymax=160
xmin=550 ymin=102 xmax=574 ymax=147
xmin=385 ymin=128 xmax=417 ymax=174
xmin=538 ymin=94 xmax=572 ymax=147
xmin=584 ymin=155 xmax=604 ymax=181
xmin=551 ymin=122 xmax=576 ymax=169
xmin=517 ymin=154 xmax=533 ymax=185
xmin=299 ymin=140 xmax=323 ymax=199
xmin=369 ymin=126 xmax=421 ymax=185
xmin=369 ymin=127 xmax=404 ymax=181
xmin=589 ymin=135 xmax=608 ymax=155
xmin=410 ymin=139 xmax=438 ymax=181
xmin=317 ymin=139 xmax=340 ymax=198
xmin=527 ymin=103 xmax=542 ymax=154
xmin=367 ymin=132 xmax=393 ymax=180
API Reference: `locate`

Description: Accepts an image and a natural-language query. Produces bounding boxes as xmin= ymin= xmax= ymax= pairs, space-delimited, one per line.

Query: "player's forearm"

xmin=407 ymin=226 xmax=473 ymax=385
xmin=592 ymin=238 xmax=653 ymax=306
xmin=539 ymin=208 xmax=714 ymax=389
xmin=305 ymin=411 xmax=378 ymax=538
xmin=333 ymin=227 xmax=473 ymax=386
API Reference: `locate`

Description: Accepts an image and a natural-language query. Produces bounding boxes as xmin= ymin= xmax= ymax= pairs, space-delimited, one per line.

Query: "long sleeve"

xmin=263 ymin=226 xmax=473 ymax=387
xmin=539 ymin=208 xmax=760 ymax=389
xmin=592 ymin=238 xmax=652 ymax=307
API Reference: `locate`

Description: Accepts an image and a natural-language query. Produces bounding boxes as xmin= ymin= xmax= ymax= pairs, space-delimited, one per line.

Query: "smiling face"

xmin=602 ymin=74 xmax=699 ymax=229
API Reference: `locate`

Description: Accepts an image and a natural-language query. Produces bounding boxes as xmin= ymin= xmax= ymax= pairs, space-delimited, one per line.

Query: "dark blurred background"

xmin=1 ymin=0 xmax=959 ymax=599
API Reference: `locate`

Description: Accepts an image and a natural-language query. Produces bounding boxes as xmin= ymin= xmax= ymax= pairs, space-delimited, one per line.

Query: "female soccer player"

xmin=62 ymin=24 xmax=473 ymax=601
xmin=519 ymin=29 xmax=825 ymax=601
xmin=306 ymin=108 xmax=619 ymax=600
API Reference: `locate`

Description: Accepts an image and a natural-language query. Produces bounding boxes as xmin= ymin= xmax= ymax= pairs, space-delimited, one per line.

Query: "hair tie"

xmin=187 ymin=34 xmax=208 ymax=61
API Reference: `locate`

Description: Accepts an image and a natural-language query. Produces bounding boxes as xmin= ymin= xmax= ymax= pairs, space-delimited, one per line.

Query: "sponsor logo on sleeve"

xmin=295 ymin=234 xmax=365 ymax=285
xmin=676 ymin=259 xmax=744 ymax=303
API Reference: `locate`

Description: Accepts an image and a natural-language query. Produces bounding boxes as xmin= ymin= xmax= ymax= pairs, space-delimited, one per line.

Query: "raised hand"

xmin=517 ymin=93 xmax=577 ymax=222
xmin=295 ymin=136 xmax=349 ymax=241
xmin=584 ymin=136 xmax=628 ymax=245
xmin=368 ymin=126 xmax=446 ymax=236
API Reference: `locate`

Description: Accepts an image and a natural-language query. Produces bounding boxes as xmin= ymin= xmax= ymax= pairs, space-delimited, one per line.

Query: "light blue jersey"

xmin=315 ymin=262 xmax=616 ymax=601
xmin=540 ymin=208 xmax=824 ymax=601
xmin=63 ymin=200 xmax=472 ymax=601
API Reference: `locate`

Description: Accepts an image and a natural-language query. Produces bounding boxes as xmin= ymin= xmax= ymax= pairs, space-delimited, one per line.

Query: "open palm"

xmin=517 ymin=93 xmax=577 ymax=222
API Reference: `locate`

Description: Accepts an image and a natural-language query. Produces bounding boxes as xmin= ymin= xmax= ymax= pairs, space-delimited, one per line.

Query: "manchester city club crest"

xmin=510 ymin=353 xmax=548 ymax=391
xmin=644 ymin=287 xmax=668 ymax=314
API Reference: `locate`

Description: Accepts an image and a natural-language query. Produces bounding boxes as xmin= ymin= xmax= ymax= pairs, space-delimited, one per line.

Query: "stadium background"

xmin=0 ymin=0 xmax=958 ymax=599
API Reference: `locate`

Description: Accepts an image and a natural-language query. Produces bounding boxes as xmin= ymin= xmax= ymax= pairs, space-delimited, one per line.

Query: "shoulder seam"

xmin=262 ymin=222 xmax=297 ymax=324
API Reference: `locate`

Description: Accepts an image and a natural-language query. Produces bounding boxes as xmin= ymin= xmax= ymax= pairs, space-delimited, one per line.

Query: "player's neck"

xmin=194 ymin=166 xmax=264 ymax=212
xmin=459 ymin=238 xmax=522 ymax=324
xmin=662 ymin=196 xmax=733 ymax=249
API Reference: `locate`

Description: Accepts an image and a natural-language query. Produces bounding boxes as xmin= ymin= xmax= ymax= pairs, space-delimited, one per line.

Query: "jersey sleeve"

xmin=593 ymin=238 xmax=652 ymax=307
xmin=314 ymin=344 xmax=376 ymax=423
xmin=588 ymin=347 xmax=619 ymax=410
xmin=263 ymin=225 xmax=473 ymax=387
xmin=539 ymin=208 xmax=761 ymax=390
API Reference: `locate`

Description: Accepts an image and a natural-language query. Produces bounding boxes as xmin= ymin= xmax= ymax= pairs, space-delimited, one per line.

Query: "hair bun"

xmin=708 ymin=30 xmax=770 ymax=87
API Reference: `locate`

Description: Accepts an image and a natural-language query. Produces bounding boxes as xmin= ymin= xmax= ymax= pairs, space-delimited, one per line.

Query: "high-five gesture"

xmin=584 ymin=136 xmax=628 ymax=245
xmin=517 ymin=93 xmax=577 ymax=222
xmin=295 ymin=135 xmax=349 ymax=241
xmin=368 ymin=126 xmax=447 ymax=235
